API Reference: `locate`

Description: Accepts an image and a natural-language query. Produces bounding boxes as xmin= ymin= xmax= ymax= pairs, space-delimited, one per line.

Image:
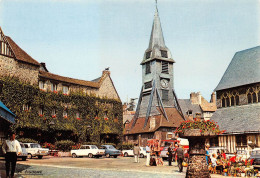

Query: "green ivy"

xmin=0 ymin=77 xmax=123 ymax=144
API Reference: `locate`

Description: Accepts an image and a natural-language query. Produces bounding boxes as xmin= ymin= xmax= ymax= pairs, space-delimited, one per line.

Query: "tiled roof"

xmin=39 ymin=71 xmax=100 ymax=88
xmin=215 ymin=46 xmax=260 ymax=91
xmin=126 ymin=107 xmax=184 ymax=135
xmin=5 ymin=36 xmax=40 ymax=66
xmin=210 ymin=103 xmax=260 ymax=133
xmin=200 ymin=97 xmax=217 ymax=112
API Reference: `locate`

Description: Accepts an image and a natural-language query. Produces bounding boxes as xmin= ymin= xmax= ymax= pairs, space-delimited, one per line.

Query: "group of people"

xmin=133 ymin=142 xmax=185 ymax=173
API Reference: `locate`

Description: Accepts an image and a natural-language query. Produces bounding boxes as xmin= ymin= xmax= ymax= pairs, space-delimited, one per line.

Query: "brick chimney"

xmin=210 ymin=92 xmax=216 ymax=104
xmin=190 ymin=92 xmax=201 ymax=105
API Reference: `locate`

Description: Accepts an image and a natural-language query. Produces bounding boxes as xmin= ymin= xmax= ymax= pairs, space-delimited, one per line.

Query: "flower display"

xmin=174 ymin=120 xmax=225 ymax=134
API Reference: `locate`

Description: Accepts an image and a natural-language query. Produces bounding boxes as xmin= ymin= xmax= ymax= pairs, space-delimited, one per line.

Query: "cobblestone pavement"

xmin=0 ymin=156 xmax=224 ymax=178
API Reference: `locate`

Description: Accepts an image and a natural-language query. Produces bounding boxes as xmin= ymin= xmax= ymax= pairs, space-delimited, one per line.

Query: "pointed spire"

xmin=148 ymin=1 xmax=166 ymax=49
xmin=141 ymin=1 xmax=174 ymax=64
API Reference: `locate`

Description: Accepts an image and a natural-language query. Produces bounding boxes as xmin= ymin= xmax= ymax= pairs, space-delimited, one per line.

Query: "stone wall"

xmin=0 ymin=55 xmax=39 ymax=85
xmin=98 ymin=73 xmax=120 ymax=100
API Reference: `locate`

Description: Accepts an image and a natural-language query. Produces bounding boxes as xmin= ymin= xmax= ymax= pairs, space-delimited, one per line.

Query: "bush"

xmin=55 ymin=140 xmax=75 ymax=152
xmin=18 ymin=138 xmax=38 ymax=143
xmin=42 ymin=142 xmax=56 ymax=150
xmin=117 ymin=143 xmax=134 ymax=150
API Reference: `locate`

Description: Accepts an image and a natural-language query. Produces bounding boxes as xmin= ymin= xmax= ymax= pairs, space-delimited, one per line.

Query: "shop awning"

xmin=0 ymin=101 xmax=15 ymax=124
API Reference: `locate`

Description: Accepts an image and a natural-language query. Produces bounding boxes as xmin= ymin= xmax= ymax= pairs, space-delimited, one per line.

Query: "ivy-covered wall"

xmin=0 ymin=77 xmax=123 ymax=144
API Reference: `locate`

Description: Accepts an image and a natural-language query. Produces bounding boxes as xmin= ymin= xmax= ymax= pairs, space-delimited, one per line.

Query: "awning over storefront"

xmin=0 ymin=101 xmax=15 ymax=124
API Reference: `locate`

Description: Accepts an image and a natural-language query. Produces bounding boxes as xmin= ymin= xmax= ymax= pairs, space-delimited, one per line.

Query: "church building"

xmin=124 ymin=4 xmax=185 ymax=146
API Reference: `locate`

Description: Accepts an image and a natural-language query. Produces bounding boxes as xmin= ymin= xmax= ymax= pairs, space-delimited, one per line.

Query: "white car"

xmin=160 ymin=147 xmax=169 ymax=160
xmin=122 ymin=147 xmax=147 ymax=158
xmin=18 ymin=142 xmax=28 ymax=161
xmin=23 ymin=143 xmax=49 ymax=159
xmin=71 ymin=145 xmax=105 ymax=158
xmin=237 ymin=150 xmax=250 ymax=161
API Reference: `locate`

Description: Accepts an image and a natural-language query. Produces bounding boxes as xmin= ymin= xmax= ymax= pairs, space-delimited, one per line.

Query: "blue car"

xmin=101 ymin=145 xmax=121 ymax=158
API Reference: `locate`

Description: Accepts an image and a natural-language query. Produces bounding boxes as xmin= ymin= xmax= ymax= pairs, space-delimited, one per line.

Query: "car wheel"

xmin=22 ymin=157 xmax=27 ymax=161
xmin=88 ymin=153 xmax=93 ymax=158
xmin=124 ymin=152 xmax=128 ymax=157
xmin=27 ymin=154 xmax=32 ymax=159
xmin=106 ymin=153 xmax=110 ymax=158
xmin=140 ymin=154 xmax=144 ymax=158
xmin=38 ymin=156 xmax=43 ymax=159
xmin=72 ymin=153 xmax=77 ymax=158
xmin=113 ymin=155 xmax=117 ymax=158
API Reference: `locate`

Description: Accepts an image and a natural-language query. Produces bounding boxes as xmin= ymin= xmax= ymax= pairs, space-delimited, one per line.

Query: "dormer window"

xmin=145 ymin=62 xmax=151 ymax=74
xmin=162 ymin=61 xmax=169 ymax=74
xmin=51 ymin=83 xmax=57 ymax=92
xmin=161 ymin=50 xmax=168 ymax=58
xmin=146 ymin=51 xmax=151 ymax=59
xmin=63 ymin=86 xmax=69 ymax=95
xmin=39 ymin=81 xmax=44 ymax=90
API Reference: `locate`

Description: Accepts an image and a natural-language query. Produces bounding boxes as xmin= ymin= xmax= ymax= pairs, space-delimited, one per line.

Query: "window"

xmin=162 ymin=90 xmax=169 ymax=101
xmin=248 ymin=94 xmax=252 ymax=104
xmin=51 ymin=109 xmax=56 ymax=118
xmin=23 ymin=103 xmax=30 ymax=111
xmin=38 ymin=106 xmax=44 ymax=116
xmin=51 ymin=83 xmax=57 ymax=92
xmin=253 ymin=93 xmax=257 ymax=103
xmin=222 ymin=98 xmax=225 ymax=107
xmin=39 ymin=81 xmax=44 ymax=89
xmin=258 ymin=92 xmax=260 ymax=103
xmin=210 ymin=137 xmax=219 ymax=147
xmin=161 ymin=50 xmax=168 ymax=58
xmin=236 ymin=135 xmax=247 ymax=146
xmin=226 ymin=98 xmax=230 ymax=107
xmin=187 ymin=110 xmax=192 ymax=115
xmin=145 ymin=62 xmax=151 ymax=74
xmin=63 ymin=86 xmax=69 ymax=95
xmin=235 ymin=95 xmax=239 ymax=105
xmin=76 ymin=112 xmax=80 ymax=119
xmin=161 ymin=61 xmax=169 ymax=74
xmin=144 ymin=81 xmax=152 ymax=89
xmin=63 ymin=110 xmax=68 ymax=118
xmin=146 ymin=51 xmax=151 ymax=59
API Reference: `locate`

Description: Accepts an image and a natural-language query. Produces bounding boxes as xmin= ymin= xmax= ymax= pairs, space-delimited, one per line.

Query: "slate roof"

xmin=215 ymin=46 xmax=260 ymax=91
xmin=5 ymin=36 xmax=40 ymax=66
xmin=126 ymin=107 xmax=184 ymax=134
xmin=39 ymin=71 xmax=100 ymax=88
xmin=178 ymin=99 xmax=202 ymax=117
xmin=210 ymin=103 xmax=260 ymax=133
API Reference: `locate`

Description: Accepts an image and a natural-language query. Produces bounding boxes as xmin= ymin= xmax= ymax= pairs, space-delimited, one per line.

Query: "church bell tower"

xmin=131 ymin=2 xmax=183 ymax=129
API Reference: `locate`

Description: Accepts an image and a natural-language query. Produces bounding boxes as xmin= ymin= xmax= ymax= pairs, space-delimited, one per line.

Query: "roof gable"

xmin=215 ymin=46 xmax=260 ymax=91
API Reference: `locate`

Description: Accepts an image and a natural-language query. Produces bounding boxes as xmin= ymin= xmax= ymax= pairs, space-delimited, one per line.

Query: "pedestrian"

xmin=176 ymin=144 xmax=184 ymax=172
xmin=133 ymin=143 xmax=140 ymax=163
xmin=145 ymin=143 xmax=151 ymax=166
xmin=167 ymin=144 xmax=173 ymax=166
xmin=205 ymin=144 xmax=210 ymax=165
xmin=2 ymin=132 xmax=22 ymax=178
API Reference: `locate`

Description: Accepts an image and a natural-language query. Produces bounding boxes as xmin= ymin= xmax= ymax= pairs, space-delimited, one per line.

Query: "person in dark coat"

xmin=176 ymin=144 xmax=184 ymax=172
xmin=168 ymin=144 xmax=173 ymax=166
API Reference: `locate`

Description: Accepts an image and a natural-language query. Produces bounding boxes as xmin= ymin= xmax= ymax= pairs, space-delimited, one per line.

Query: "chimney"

xmin=210 ymin=92 xmax=216 ymax=104
xmin=190 ymin=92 xmax=201 ymax=105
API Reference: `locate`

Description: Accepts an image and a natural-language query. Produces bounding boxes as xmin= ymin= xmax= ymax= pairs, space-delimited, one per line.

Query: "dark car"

xmin=250 ymin=148 xmax=260 ymax=168
xmin=101 ymin=145 xmax=121 ymax=158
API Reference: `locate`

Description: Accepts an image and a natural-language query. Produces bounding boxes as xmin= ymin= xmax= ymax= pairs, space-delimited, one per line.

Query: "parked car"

xmin=71 ymin=145 xmax=105 ymax=158
xmin=101 ymin=145 xmax=121 ymax=158
xmin=122 ymin=147 xmax=147 ymax=158
xmin=250 ymin=148 xmax=260 ymax=168
xmin=18 ymin=142 xmax=28 ymax=161
xmin=23 ymin=143 xmax=49 ymax=159
xmin=237 ymin=149 xmax=250 ymax=161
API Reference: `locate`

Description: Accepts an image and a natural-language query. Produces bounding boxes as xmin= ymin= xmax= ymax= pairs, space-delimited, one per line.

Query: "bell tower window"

xmin=161 ymin=50 xmax=168 ymax=58
xmin=145 ymin=62 xmax=151 ymax=74
xmin=146 ymin=51 xmax=151 ymax=59
xmin=162 ymin=90 xmax=169 ymax=101
xmin=162 ymin=61 xmax=169 ymax=74
xmin=144 ymin=81 xmax=152 ymax=89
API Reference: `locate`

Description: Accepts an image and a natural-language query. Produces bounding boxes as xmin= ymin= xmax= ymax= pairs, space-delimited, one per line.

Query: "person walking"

xmin=2 ymin=132 xmax=22 ymax=178
xmin=176 ymin=144 xmax=184 ymax=172
xmin=145 ymin=143 xmax=151 ymax=166
xmin=133 ymin=144 xmax=140 ymax=163
xmin=168 ymin=144 xmax=173 ymax=166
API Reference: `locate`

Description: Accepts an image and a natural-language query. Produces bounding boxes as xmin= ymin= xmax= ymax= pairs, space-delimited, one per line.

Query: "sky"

xmin=0 ymin=0 xmax=259 ymax=103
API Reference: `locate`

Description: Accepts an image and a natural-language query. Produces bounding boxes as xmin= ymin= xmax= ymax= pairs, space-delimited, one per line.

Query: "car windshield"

xmin=31 ymin=144 xmax=41 ymax=148
xmin=91 ymin=146 xmax=98 ymax=149
xmin=108 ymin=146 xmax=115 ymax=149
